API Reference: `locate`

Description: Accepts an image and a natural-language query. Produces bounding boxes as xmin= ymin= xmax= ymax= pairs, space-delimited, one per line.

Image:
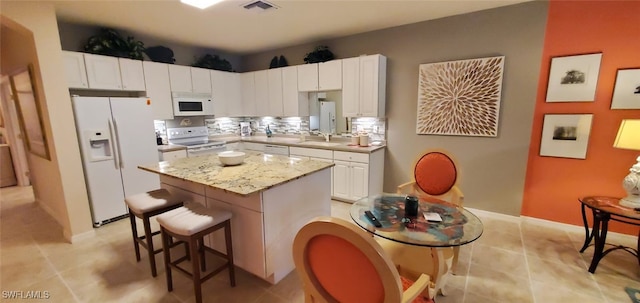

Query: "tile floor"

xmin=1 ymin=185 xmax=639 ymax=302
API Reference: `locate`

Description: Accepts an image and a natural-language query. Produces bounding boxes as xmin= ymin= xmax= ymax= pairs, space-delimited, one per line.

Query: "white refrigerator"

xmin=72 ymin=96 xmax=160 ymax=227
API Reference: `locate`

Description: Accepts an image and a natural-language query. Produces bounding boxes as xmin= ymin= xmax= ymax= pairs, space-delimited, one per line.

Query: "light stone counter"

xmin=212 ymin=135 xmax=386 ymax=153
xmin=156 ymin=144 xmax=187 ymax=152
xmin=139 ymin=151 xmax=333 ymax=196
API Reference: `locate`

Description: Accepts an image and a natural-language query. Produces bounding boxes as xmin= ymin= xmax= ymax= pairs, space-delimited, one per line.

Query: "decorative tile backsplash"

xmin=203 ymin=117 xmax=311 ymax=136
xmin=351 ymin=117 xmax=386 ymax=141
xmin=155 ymin=116 xmax=386 ymax=142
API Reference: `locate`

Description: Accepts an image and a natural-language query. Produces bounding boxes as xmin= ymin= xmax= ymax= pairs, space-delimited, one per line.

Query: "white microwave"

xmin=172 ymin=92 xmax=214 ymax=116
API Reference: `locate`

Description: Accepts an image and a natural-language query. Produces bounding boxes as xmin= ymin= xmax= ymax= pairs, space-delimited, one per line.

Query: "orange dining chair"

xmin=292 ymin=216 xmax=434 ymax=303
xmin=397 ymin=149 xmax=463 ymax=206
xmin=381 ymin=149 xmax=463 ymax=297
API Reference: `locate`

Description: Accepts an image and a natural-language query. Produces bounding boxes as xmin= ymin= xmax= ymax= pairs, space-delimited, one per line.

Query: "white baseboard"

xmin=66 ymin=229 xmax=96 ymax=243
xmin=467 ymin=207 xmax=637 ymax=243
xmin=465 ymin=207 xmax=520 ymax=223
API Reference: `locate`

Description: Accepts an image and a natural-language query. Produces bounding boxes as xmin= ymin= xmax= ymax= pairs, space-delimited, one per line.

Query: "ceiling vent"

xmin=243 ymin=0 xmax=278 ymax=11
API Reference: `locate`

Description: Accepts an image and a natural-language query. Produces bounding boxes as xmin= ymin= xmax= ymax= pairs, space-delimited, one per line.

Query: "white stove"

xmin=167 ymin=126 xmax=226 ymax=157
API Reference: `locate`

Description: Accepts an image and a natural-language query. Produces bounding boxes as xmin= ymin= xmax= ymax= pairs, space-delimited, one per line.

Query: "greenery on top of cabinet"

xmin=84 ymin=28 xmax=145 ymax=60
xmin=192 ymin=54 xmax=234 ymax=72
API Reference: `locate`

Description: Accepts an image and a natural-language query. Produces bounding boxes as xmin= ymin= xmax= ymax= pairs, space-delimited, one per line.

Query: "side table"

xmin=578 ymin=196 xmax=640 ymax=273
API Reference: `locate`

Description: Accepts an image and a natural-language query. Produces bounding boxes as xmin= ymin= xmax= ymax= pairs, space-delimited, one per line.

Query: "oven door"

xmin=187 ymin=145 xmax=226 ymax=157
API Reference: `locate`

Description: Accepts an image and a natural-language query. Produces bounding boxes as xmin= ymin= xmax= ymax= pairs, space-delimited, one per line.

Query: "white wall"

xmin=1 ymin=2 xmax=93 ymax=240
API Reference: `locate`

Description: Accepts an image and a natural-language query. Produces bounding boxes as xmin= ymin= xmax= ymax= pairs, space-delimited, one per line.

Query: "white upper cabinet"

xmin=118 ymin=58 xmax=146 ymax=91
xmin=241 ymin=72 xmax=256 ymax=116
xmin=169 ymin=65 xmax=212 ymax=94
xmin=226 ymin=73 xmax=243 ymax=117
xmin=84 ymin=53 xmax=123 ymax=90
xmin=282 ymin=66 xmax=309 ymax=117
xmin=318 ymin=60 xmax=342 ymax=91
xmin=254 ymin=70 xmax=270 ymax=116
xmin=143 ymin=61 xmax=173 ymax=120
xmin=267 ymin=68 xmax=284 ymax=117
xmin=297 ymin=64 xmax=318 ymax=92
xmin=211 ymin=70 xmax=242 ymax=117
xmin=62 ymin=51 xmax=145 ymax=91
xmin=190 ymin=67 xmax=212 ymax=94
xmin=62 ymin=51 xmax=88 ymax=89
xmin=297 ymin=60 xmax=342 ymax=92
xmin=342 ymin=54 xmax=386 ymax=117
xmin=168 ymin=65 xmax=192 ymax=92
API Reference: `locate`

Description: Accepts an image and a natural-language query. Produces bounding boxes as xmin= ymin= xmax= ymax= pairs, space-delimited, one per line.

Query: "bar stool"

xmin=157 ymin=202 xmax=235 ymax=303
xmin=125 ymin=189 xmax=183 ymax=277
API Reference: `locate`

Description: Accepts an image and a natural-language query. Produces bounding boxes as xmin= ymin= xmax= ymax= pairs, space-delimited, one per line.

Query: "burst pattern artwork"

xmin=416 ymin=56 xmax=505 ymax=137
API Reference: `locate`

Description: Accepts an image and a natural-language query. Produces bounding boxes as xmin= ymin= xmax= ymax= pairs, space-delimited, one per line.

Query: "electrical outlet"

xmin=372 ymin=126 xmax=379 ymax=133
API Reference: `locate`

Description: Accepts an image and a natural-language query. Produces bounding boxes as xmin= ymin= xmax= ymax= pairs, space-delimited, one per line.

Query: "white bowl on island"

xmin=218 ymin=151 xmax=246 ymax=166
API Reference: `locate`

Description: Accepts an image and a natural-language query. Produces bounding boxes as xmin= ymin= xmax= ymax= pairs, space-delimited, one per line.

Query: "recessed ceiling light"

xmin=181 ymin=0 xmax=225 ymax=10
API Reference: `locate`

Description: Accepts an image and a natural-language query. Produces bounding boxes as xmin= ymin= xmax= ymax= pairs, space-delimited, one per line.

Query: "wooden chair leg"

xmin=143 ymin=214 xmax=157 ymax=277
xmin=190 ymin=238 xmax=203 ymax=303
xmin=161 ymin=227 xmax=173 ymax=292
xmin=225 ymin=220 xmax=236 ymax=287
xmin=199 ymin=238 xmax=206 ymax=272
xmin=128 ymin=211 xmax=141 ymax=262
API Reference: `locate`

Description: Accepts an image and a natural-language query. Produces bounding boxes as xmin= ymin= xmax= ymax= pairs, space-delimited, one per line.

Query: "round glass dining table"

xmin=350 ymin=193 xmax=484 ymax=297
xmin=350 ymin=194 xmax=484 ymax=247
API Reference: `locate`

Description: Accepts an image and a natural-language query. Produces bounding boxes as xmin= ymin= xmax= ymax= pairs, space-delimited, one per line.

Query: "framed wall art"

xmin=10 ymin=64 xmax=50 ymax=160
xmin=539 ymin=114 xmax=593 ymax=159
xmin=610 ymin=68 xmax=640 ymax=109
xmin=416 ymin=55 xmax=505 ymax=137
xmin=545 ymin=53 xmax=602 ymax=102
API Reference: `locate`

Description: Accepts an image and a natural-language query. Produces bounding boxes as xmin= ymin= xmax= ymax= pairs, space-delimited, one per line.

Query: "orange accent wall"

xmin=522 ymin=0 xmax=640 ymax=235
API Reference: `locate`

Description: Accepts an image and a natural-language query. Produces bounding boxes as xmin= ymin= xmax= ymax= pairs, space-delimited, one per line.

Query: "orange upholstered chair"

xmin=397 ymin=149 xmax=463 ymax=206
xmin=293 ymin=216 xmax=434 ymax=303
xmin=384 ymin=149 xmax=463 ymax=297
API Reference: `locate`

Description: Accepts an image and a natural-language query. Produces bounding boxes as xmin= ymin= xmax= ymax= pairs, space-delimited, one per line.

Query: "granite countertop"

xmin=139 ymin=151 xmax=333 ymax=196
xmin=213 ymin=135 xmax=386 ymax=153
xmin=157 ymin=144 xmax=187 ymax=152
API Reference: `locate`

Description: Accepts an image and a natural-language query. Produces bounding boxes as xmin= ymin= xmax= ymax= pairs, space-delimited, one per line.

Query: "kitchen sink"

xmin=298 ymin=141 xmax=343 ymax=147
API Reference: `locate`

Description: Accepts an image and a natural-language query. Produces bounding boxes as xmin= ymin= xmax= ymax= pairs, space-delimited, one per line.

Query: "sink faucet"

xmin=320 ymin=132 xmax=331 ymax=142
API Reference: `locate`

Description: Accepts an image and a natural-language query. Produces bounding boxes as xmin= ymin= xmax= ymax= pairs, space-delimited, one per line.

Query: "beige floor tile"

xmin=462 ymin=291 xmax=503 ymax=303
xmin=527 ymin=255 xmax=602 ymax=298
xmin=466 ymin=262 xmax=534 ymax=302
xmin=434 ymin=286 xmax=465 ymax=303
xmin=0 ymin=254 xmax=58 ymax=291
xmin=475 ymin=227 xmax=524 ymax=253
xmin=3 ymin=186 xmax=640 ymax=303
xmin=265 ymin=270 xmax=305 ymax=301
xmin=531 ymin=280 xmax=604 ymax=303
xmin=254 ymin=291 xmax=298 ymax=303
xmin=0 ymin=275 xmax=78 ymax=303
xmin=471 ymin=243 xmax=528 ymax=278
xmin=522 ymin=231 xmax=585 ymax=268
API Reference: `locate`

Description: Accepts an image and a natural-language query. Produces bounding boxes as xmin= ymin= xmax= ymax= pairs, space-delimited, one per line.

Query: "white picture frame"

xmin=610 ymin=68 xmax=640 ymax=109
xmin=545 ymin=53 xmax=602 ymax=102
xmin=416 ymin=56 xmax=505 ymax=137
xmin=539 ymin=114 xmax=593 ymax=159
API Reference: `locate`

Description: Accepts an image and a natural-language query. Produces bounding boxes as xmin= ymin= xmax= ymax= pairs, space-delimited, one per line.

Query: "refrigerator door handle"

xmin=111 ymin=118 xmax=125 ymax=168
xmin=107 ymin=119 xmax=120 ymax=170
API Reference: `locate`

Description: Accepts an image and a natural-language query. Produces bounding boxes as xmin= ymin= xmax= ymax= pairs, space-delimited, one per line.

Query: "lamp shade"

xmin=613 ymin=119 xmax=640 ymax=151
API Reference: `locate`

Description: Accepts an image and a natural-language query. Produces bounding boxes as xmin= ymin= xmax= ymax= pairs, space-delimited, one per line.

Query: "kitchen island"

xmin=138 ymin=151 xmax=333 ymax=284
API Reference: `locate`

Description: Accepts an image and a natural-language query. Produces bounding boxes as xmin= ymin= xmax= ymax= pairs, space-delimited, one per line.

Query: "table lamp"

xmin=613 ymin=119 xmax=640 ymax=209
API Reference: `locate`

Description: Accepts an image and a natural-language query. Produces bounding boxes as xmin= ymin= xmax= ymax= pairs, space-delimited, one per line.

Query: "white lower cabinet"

xmin=158 ymin=149 xmax=187 ymax=161
xmin=206 ymin=196 xmax=265 ymax=278
xmin=333 ymin=150 xmax=384 ymax=202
